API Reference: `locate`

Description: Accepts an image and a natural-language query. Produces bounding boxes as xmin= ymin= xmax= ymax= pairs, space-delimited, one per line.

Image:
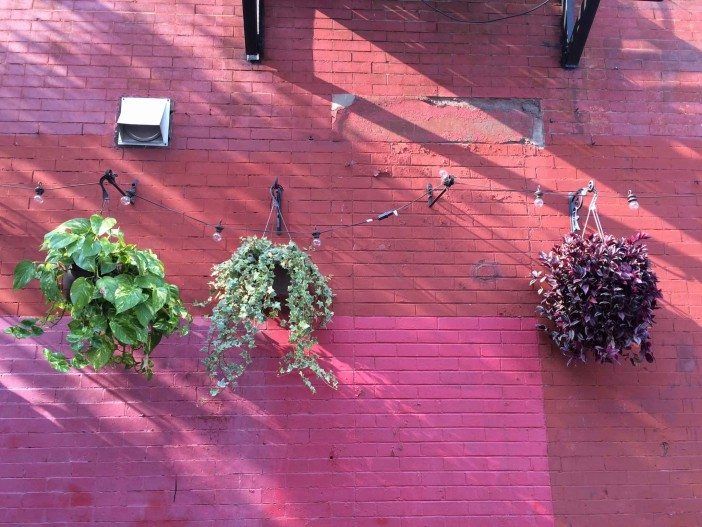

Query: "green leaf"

xmin=99 ymin=258 xmax=118 ymax=275
xmin=5 ymin=318 xmax=44 ymax=338
xmin=43 ymin=231 xmax=80 ymax=251
xmin=72 ymin=250 xmax=96 ymax=272
xmin=71 ymin=353 xmax=89 ymax=369
xmin=39 ymin=270 xmax=61 ymax=303
xmin=87 ymin=342 xmax=113 ymax=370
xmin=78 ymin=237 xmax=102 ymax=257
xmin=114 ymin=284 xmax=147 ymax=314
xmin=134 ymin=303 xmax=154 ymax=328
xmin=134 ymin=275 xmax=162 ymax=290
xmin=55 ymin=218 xmax=90 ymax=233
xmin=150 ymin=287 xmax=169 ymax=313
xmin=109 ymin=318 xmax=137 ymax=345
xmin=13 ymin=260 xmax=36 ymax=289
xmin=43 ymin=349 xmax=70 ymax=373
xmin=96 ymin=276 xmax=119 ymax=303
xmin=70 ymin=277 xmax=94 ymax=311
xmin=90 ymin=215 xmax=116 ymax=236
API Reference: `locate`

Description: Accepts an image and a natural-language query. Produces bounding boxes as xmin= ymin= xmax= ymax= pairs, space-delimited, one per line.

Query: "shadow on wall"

xmin=0 ymin=316 xmax=555 ymax=525
xmin=0 ymin=1 xmax=701 ymax=525
xmin=540 ymin=303 xmax=702 ymax=526
xmin=1 ymin=0 xmax=701 ymax=318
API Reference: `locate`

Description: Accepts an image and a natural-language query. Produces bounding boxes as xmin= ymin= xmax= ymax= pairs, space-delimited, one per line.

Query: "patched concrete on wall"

xmin=332 ymin=95 xmax=544 ymax=146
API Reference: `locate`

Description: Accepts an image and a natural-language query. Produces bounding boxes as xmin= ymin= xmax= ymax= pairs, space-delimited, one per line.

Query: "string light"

xmin=2 ymin=172 xmax=696 ymax=245
xmin=33 ymin=184 xmax=45 ymax=204
xmin=312 ymin=229 xmax=322 ymax=249
xmin=212 ymin=221 xmax=224 ymax=242
xmin=439 ymin=169 xmax=451 ymax=185
xmin=533 ymin=186 xmax=544 ymax=208
xmin=627 ymin=190 xmax=640 ymax=211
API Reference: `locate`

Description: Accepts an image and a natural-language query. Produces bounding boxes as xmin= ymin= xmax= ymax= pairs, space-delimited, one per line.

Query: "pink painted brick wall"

xmin=1 ymin=1 xmax=701 ymax=525
xmin=0 ymin=317 xmax=552 ymax=526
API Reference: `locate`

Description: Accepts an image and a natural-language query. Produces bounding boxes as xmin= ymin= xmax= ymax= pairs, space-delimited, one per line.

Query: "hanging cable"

xmin=0 ymin=182 xmax=96 ymax=190
xmin=2 ymin=171 xmax=699 ymax=247
xmin=419 ymin=0 xmax=552 ymax=24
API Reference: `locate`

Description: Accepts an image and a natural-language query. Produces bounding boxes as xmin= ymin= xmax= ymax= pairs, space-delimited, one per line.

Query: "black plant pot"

xmin=61 ymin=264 xmax=94 ymax=299
xmin=272 ymin=264 xmax=291 ymax=299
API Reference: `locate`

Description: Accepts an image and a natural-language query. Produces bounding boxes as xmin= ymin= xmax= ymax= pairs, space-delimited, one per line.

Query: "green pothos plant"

xmin=6 ymin=215 xmax=191 ymax=378
xmin=201 ymin=236 xmax=336 ymax=395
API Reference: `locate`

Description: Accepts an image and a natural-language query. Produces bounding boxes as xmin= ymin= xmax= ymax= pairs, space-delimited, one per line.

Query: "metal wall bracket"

xmin=99 ymin=169 xmax=138 ymax=205
xmin=270 ymin=177 xmax=284 ymax=235
xmin=243 ymin=0 xmax=263 ymax=63
xmin=561 ymin=0 xmax=601 ymax=69
xmin=568 ymin=180 xmax=595 ymax=232
xmin=427 ymin=173 xmax=455 ymax=208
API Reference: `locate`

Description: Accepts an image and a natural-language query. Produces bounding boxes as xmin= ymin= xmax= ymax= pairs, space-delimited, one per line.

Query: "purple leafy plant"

xmin=531 ymin=232 xmax=662 ymax=366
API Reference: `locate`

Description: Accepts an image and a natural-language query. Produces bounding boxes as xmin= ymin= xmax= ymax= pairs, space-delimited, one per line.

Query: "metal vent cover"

xmin=116 ymin=97 xmax=171 ymax=147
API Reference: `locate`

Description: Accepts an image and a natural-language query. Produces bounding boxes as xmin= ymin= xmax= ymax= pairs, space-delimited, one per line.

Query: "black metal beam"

xmin=561 ymin=0 xmax=601 ymax=69
xmin=242 ymin=0 xmax=263 ymax=63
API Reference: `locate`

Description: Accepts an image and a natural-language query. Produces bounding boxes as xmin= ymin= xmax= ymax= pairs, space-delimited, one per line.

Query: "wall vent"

xmin=116 ymin=97 xmax=171 ymax=147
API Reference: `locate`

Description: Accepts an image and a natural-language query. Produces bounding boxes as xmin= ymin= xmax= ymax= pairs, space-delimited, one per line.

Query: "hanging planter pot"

xmin=272 ymin=264 xmax=291 ymax=299
xmin=60 ymin=262 xmax=122 ymax=300
xmin=531 ymin=231 xmax=662 ymax=366
xmin=6 ymin=215 xmax=191 ymax=378
xmin=201 ymin=235 xmax=336 ymax=396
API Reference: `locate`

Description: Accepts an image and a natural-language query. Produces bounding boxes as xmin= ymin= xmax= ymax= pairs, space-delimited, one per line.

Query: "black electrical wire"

xmin=4 ymin=174 xmax=699 ymax=244
xmin=419 ymin=0 xmax=552 ymax=24
xmin=317 ymin=187 xmax=437 ymax=235
xmin=134 ymin=194 xmax=216 ymax=228
xmin=0 ymin=182 xmax=96 ymax=190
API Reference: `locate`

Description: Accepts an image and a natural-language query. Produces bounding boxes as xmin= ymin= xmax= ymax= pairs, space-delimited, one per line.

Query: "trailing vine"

xmin=202 ymin=236 xmax=336 ymax=395
xmin=6 ymin=215 xmax=191 ymax=377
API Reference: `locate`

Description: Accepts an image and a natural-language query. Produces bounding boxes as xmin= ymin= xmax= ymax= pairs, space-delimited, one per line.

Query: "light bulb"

xmin=120 ymin=195 xmax=132 ymax=206
xmin=312 ymin=231 xmax=322 ymax=249
xmin=533 ymin=186 xmax=544 ymax=208
xmin=439 ymin=169 xmax=450 ymax=185
xmin=212 ymin=221 xmax=224 ymax=242
xmin=34 ymin=185 xmax=44 ymax=204
xmin=627 ymin=190 xmax=639 ymax=211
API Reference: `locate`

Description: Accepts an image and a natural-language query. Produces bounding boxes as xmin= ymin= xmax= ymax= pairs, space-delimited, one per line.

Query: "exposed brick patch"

xmin=331 ymin=96 xmax=544 ymax=146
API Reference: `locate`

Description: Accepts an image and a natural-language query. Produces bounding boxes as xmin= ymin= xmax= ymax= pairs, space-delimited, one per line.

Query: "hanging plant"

xmin=201 ymin=236 xmax=336 ymax=395
xmin=6 ymin=215 xmax=191 ymax=378
xmin=531 ymin=231 xmax=662 ymax=365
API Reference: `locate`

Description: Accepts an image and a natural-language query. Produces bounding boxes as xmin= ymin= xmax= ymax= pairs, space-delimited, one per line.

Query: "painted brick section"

xmin=0 ymin=317 xmax=552 ymax=527
xmin=0 ymin=1 xmax=701 ymax=526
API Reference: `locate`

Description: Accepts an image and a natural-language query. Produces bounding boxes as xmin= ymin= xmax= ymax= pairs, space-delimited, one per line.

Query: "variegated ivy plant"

xmin=201 ymin=236 xmax=336 ymax=395
xmin=6 ymin=215 xmax=191 ymax=378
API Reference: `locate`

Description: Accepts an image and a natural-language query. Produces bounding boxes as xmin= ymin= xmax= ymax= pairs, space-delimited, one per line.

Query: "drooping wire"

xmin=0 ymin=182 xmax=96 ymax=190
xmin=137 ymin=194 xmax=217 ymax=228
xmin=317 ymin=187 xmax=436 ymax=236
xmin=3 ymin=174 xmax=699 ymax=244
xmin=419 ymin=0 xmax=552 ymax=24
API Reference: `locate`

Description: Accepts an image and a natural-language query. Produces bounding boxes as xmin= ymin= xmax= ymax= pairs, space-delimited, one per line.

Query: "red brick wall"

xmin=1 ymin=1 xmax=701 ymax=525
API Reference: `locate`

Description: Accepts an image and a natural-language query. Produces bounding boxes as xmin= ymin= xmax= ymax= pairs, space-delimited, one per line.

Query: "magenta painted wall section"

xmin=0 ymin=316 xmax=552 ymax=527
